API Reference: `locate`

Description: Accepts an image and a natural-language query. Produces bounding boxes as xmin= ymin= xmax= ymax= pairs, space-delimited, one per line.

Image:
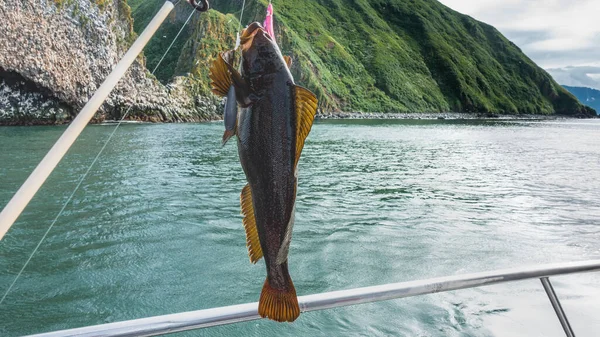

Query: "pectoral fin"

xmin=241 ymin=184 xmax=263 ymax=263
xmin=220 ymin=56 xmax=254 ymax=107
xmin=294 ymin=86 xmax=318 ymax=168
xmin=283 ymin=55 xmax=293 ymax=69
xmin=222 ymin=85 xmax=238 ymax=146
xmin=210 ymin=52 xmax=253 ymax=107
xmin=209 ymin=53 xmax=233 ymax=97
xmin=223 ymin=60 xmax=246 ymax=95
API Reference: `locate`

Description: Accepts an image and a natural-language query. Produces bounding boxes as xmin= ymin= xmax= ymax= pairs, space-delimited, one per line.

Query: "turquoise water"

xmin=1 ymin=119 xmax=600 ymax=336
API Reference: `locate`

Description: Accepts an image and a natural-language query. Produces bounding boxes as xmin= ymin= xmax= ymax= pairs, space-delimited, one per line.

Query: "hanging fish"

xmin=209 ymin=22 xmax=317 ymax=322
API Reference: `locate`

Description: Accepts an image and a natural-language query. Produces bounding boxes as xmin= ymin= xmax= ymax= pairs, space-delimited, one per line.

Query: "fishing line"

xmin=238 ymin=0 xmax=247 ymax=31
xmin=0 ymin=2 xmax=200 ymax=306
xmin=235 ymin=0 xmax=247 ymax=49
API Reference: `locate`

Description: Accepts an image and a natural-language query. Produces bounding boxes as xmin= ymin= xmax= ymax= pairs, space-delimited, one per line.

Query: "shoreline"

xmin=316 ymin=112 xmax=592 ymax=120
xmin=1 ymin=112 xmax=596 ymax=126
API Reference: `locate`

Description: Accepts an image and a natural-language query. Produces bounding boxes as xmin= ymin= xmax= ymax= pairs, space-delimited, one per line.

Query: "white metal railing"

xmin=24 ymin=260 xmax=600 ymax=337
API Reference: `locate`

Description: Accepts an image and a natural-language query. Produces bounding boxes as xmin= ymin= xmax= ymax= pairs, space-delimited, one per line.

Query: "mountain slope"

xmin=131 ymin=0 xmax=594 ymax=117
xmin=563 ymin=86 xmax=600 ymax=114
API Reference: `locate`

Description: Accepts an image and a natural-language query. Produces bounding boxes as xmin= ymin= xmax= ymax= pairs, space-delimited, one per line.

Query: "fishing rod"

xmin=0 ymin=0 xmax=208 ymax=241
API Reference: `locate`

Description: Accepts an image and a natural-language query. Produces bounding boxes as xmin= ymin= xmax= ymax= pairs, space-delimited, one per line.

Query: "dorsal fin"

xmin=209 ymin=53 xmax=232 ymax=97
xmin=241 ymin=184 xmax=263 ymax=263
xmin=294 ymin=85 xmax=318 ymax=169
xmin=283 ymin=55 xmax=293 ymax=69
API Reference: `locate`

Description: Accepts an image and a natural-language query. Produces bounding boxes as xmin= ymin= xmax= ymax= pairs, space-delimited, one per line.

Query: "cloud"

xmin=437 ymin=0 xmax=600 ymax=69
xmin=545 ymin=66 xmax=600 ymax=89
xmin=528 ymin=38 xmax=591 ymax=52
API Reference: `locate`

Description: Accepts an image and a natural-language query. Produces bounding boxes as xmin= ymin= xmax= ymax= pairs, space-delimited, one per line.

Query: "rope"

xmin=0 ymin=3 xmax=200 ymax=306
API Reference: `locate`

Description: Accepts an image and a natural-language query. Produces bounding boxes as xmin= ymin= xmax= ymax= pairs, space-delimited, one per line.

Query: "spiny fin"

xmin=241 ymin=184 xmax=263 ymax=263
xmin=294 ymin=85 xmax=318 ymax=168
xmin=283 ymin=55 xmax=293 ymax=69
xmin=258 ymin=277 xmax=300 ymax=322
xmin=209 ymin=53 xmax=232 ymax=97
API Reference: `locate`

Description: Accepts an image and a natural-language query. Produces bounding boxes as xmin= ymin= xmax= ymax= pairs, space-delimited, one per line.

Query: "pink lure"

xmin=263 ymin=3 xmax=276 ymax=43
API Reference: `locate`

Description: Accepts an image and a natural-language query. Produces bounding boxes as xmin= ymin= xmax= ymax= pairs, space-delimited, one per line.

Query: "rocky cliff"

xmin=0 ymin=0 xmax=220 ymax=125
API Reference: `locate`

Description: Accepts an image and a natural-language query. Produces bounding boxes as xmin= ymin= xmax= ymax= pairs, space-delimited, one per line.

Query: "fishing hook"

xmin=188 ymin=0 xmax=209 ymax=12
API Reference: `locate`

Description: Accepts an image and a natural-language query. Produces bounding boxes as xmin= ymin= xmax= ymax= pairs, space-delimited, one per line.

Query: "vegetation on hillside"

xmin=128 ymin=0 xmax=595 ymax=117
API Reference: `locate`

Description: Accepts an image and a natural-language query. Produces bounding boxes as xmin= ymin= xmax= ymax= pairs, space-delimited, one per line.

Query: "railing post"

xmin=540 ymin=277 xmax=575 ymax=337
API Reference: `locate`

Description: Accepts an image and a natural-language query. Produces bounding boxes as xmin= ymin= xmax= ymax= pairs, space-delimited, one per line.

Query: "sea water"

xmin=1 ymin=119 xmax=599 ymax=336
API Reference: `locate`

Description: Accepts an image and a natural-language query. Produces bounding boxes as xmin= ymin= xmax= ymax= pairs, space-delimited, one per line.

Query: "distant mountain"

xmin=562 ymin=86 xmax=600 ymax=115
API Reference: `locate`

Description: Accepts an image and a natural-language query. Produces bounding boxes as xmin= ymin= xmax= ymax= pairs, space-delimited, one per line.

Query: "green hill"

xmin=129 ymin=0 xmax=595 ymax=117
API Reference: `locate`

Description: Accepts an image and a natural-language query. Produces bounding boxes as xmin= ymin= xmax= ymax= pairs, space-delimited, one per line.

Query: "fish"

xmin=209 ymin=22 xmax=317 ymax=322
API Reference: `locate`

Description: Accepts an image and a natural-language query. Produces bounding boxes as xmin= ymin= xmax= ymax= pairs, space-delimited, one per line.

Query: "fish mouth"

xmin=240 ymin=22 xmax=271 ymax=50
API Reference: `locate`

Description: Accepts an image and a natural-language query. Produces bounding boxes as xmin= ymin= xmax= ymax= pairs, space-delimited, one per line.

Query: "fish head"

xmin=240 ymin=22 xmax=284 ymax=77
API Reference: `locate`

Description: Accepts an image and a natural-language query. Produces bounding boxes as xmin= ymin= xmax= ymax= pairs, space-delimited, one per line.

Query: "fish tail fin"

xmin=258 ymin=274 xmax=300 ymax=322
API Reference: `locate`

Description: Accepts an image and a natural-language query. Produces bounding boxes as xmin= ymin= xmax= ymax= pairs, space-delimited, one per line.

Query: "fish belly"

xmin=237 ymin=92 xmax=296 ymax=283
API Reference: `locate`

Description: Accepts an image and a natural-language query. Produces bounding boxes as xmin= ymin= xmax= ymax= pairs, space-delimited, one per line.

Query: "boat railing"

xmin=24 ymin=260 xmax=600 ymax=337
xmin=0 ymin=3 xmax=597 ymax=337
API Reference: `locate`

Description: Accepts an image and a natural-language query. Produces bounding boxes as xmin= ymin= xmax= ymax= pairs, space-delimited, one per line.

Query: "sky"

xmin=437 ymin=0 xmax=600 ymax=89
